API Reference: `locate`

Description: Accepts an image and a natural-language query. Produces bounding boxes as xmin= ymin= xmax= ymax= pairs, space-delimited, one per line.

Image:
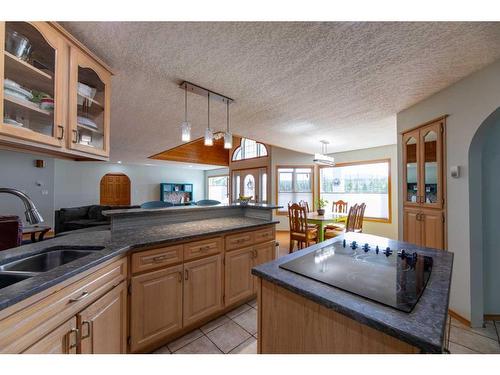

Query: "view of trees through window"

xmin=277 ymin=167 xmax=313 ymax=213
xmin=320 ymin=161 xmax=390 ymax=220
xmin=208 ymin=175 xmax=229 ymax=204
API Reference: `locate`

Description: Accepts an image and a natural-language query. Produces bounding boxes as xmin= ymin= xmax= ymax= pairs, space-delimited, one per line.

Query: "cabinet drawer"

xmin=184 ymin=237 xmax=222 ymax=261
xmin=131 ymin=245 xmax=183 ymax=274
xmin=254 ymin=227 xmax=275 ymax=244
xmin=225 ymin=231 xmax=254 ymax=251
xmin=0 ymin=257 xmax=126 ymax=353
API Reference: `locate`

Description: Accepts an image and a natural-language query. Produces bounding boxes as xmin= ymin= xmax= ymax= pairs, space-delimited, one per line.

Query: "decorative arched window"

xmin=232 ymin=138 xmax=268 ymax=161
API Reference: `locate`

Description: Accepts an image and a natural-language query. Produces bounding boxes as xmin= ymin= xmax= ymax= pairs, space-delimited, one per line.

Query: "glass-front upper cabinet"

xmin=68 ymin=47 xmax=111 ymax=157
xmin=403 ymin=129 xmax=420 ymax=207
xmin=402 ymin=120 xmax=444 ymax=209
xmin=0 ymin=22 xmax=66 ymax=147
xmin=420 ymin=121 xmax=443 ymax=208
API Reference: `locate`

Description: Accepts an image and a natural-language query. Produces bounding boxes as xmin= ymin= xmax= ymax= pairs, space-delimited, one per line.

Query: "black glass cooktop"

xmin=279 ymin=240 xmax=433 ymax=313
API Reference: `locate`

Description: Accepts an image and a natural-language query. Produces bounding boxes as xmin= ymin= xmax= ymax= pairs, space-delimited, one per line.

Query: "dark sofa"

xmin=54 ymin=205 xmax=139 ymax=235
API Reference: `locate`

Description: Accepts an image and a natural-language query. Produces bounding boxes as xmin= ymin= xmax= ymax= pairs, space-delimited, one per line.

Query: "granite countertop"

xmin=252 ymin=232 xmax=454 ymax=353
xmin=0 ymin=216 xmax=278 ymax=312
xmin=103 ymin=203 xmax=281 ymax=217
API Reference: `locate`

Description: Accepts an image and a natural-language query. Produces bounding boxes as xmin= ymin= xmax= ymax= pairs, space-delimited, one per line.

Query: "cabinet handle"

xmin=152 ymin=255 xmax=167 ymax=263
xmin=236 ymin=238 xmax=245 ymax=243
xmin=69 ymin=290 xmax=89 ymax=303
xmin=57 ymin=125 xmax=64 ymax=140
xmin=178 ymin=271 xmax=182 ymax=282
xmin=80 ymin=320 xmax=92 ymax=340
xmin=67 ymin=328 xmax=79 ymax=352
xmin=71 ymin=129 xmax=79 ymax=143
xmin=253 ymin=249 xmax=257 ymax=259
xmin=185 ymin=269 xmax=189 ymax=280
xmin=200 ymin=245 xmax=211 ymax=252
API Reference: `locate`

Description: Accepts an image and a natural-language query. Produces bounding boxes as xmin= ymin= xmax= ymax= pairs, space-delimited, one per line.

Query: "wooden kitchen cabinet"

xmin=0 ymin=21 xmax=112 ymax=160
xmin=183 ymin=254 xmax=223 ymax=327
xmin=23 ymin=317 xmax=78 ymax=354
xmin=253 ymin=241 xmax=275 ymax=292
xmin=68 ymin=46 xmax=111 ymax=158
xmin=225 ymin=247 xmax=255 ymax=306
xmin=130 ymin=264 xmax=183 ymax=352
xmin=79 ymin=281 xmax=127 ymax=354
xmin=403 ymin=116 xmax=446 ymax=250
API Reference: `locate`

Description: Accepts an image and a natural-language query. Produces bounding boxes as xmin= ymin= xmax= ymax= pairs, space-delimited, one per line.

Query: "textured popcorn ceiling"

xmin=61 ymin=22 xmax=500 ymax=165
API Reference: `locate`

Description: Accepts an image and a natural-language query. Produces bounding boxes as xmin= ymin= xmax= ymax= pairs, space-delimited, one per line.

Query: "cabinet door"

xmin=68 ymin=46 xmax=111 ymax=157
xmin=78 ymin=282 xmax=127 ymax=354
xmin=421 ymin=210 xmax=444 ymax=250
xmin=403 ymin=208 xmax=422 ymax=246
xmin=253 ymin=241 xmax=276 ymax=292
xmin=130 ymin=264 xmax=183 ymax=352
xmin=1 ymin=22 xmax=67 ymax=147
xmin=183 ymin=254 xmax=223 ymax=327
xmin=225 ymin=247 xmax=255 ymax=306
xmin=23 ymin=317 xmax=78 ymax=354
xmin=420 ymin=121 xmax=444 ymax=209
xmin=403 ymin=129 xmax=421 ymax=207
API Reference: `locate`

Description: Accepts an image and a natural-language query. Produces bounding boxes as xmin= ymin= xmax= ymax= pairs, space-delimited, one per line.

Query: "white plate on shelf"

xmin=4 ymin=117 xmax=24 ymax=127
xmin=4 ymin=86 xmax=33 ymax=101
xmin=77 ymin=116 xmax=98 ymax=129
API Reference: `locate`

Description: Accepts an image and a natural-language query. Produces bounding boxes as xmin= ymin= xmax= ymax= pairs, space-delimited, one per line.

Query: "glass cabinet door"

xmin=420 ymin=122 xmax=443 ymax=208
xmin=403 ymin=130 xmax=420 ymax=206
xmin=1 ymin=22 xmax=65 ymax=147
xmin=68 ymin=47 xmax=110 ymax=157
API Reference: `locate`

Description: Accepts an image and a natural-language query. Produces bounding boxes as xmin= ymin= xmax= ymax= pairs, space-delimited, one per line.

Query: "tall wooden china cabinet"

xmin=0 ymin=22 xmax=112 ymax=160
xmin=402 ymin=116 xmax=447 ymax=250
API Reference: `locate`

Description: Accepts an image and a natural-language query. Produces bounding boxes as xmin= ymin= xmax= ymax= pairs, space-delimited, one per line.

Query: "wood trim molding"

xmin=448 ymin=309 xmax=471 ymax=327
xmin=317 ymin=158 xmax=392 ymax=224
xmin=484 ymin=314 xmax=500 ymax=321
xmin=399 ymin=115 xmax=449 ymax=135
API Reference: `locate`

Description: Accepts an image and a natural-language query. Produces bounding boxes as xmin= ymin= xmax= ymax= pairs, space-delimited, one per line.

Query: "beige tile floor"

xmin=152 ymin=232 xmax=500 ymax=354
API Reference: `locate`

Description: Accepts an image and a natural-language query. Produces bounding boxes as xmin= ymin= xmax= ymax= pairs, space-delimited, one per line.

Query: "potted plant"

xmin=316 ymin=198 xmax=328 ymax=215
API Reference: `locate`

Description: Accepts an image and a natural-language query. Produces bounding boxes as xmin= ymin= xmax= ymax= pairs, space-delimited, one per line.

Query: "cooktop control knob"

xmin=363 ymin=243 xmax=369 ymax=252
xmin=375 ymin=245 xmax=379 ymax=254
xmin=343 ymin=239 xmax=346 ymax=248
xmin=385 ymin=247 xmax=392 ymax=257
xmin=351 ymin=241 xmax=358 ymax=249
xmin=399 ymin=249 xmax=406 ymax=258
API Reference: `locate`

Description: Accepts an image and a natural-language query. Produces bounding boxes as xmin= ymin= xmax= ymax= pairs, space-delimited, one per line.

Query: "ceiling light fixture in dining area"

xmin=313 ymin=140 xmax=335 ymax=166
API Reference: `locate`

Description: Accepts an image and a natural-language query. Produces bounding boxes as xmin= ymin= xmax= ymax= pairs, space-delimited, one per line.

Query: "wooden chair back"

xmin=345 ymin=204 xmax=358 ymax=233
xmin=332 ymin=200 xmax=348 ymax=214
xmin=354 ymin=203 xmax=366 ymax=232
xmin=298 ymin=200 xmax=311 ymax=213
xmin=288 ymin=203 xmax=309 ymax=234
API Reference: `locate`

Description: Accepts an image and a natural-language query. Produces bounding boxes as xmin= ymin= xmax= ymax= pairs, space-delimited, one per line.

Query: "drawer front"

xmin=254 ymin=227 xmax=275 ymax=244
xmin=184 ymin=237 xmax=222 ymax=261
xmin=131 ymin=245 xmax=183 ymax=274
xmin=225 ymin=231 xmax=254 ymax=251
xmin=0 ymin=257 xmax=126 ymax=353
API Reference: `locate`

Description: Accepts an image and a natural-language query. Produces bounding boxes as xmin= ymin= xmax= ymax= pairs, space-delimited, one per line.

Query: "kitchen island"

xmin=0 ymin=204 xmax=279 ymax=353
xmin=252 ymin=232 xmax=453 ymax=354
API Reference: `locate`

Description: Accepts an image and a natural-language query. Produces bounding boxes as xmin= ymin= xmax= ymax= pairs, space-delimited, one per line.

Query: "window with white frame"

xmin=232 ymin=138 xmax=268 ymax=161
xmin=276 ymin=167 xmax=314 ymax=214
xmin=319 ymin=160 xmax=390 ymax=220
xmin=207 ymin=175 xmax=229 ymax=204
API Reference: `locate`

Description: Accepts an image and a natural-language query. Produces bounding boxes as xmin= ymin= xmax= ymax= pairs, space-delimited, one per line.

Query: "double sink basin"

xmin=0 ymin=246 xmax=104 ymax=289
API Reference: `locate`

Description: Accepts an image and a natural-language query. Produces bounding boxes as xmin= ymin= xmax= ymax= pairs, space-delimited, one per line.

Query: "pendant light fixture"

xmin=224 ymin=99 xmax=232 ymax=149
xmin=204 ymin=92 xmax=214 ymax=146
xmin=180 ymin=83 xmax=191 ymax=142
xmin=313 ymin=140 xmax=335 ymax=166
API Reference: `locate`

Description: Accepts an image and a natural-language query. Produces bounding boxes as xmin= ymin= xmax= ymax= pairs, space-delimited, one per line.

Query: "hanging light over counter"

xmin=204 ymin=92 xmax=214 ymax=146
xmin=224 ymin=99 xmax=232 ymax=149
xmin=180 ymin=83 xmax=191 ymax=142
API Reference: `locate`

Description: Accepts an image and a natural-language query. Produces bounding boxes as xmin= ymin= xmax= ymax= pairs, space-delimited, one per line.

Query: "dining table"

xmin=306 ymin=211 xmax=347 ymax=242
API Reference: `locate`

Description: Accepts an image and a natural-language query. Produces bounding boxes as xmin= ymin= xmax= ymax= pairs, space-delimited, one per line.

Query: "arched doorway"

xmin=100 ymin=173 xmax=131 ymax=206
xmin=468 ymin=106 xmax=500 ymax=326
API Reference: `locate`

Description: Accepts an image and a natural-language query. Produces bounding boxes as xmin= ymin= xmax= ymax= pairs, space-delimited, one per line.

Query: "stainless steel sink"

xmin=0 ymin=273 xmax=32 ymax=289
xmin=0 ymin=246 xmax=104 ymax=274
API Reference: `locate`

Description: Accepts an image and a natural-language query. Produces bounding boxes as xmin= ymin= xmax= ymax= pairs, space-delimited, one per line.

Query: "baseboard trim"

xmin=448 ymin=309 xmax=471 ymax=327
xmin=484 ymin=314 xmax=500 ymax=321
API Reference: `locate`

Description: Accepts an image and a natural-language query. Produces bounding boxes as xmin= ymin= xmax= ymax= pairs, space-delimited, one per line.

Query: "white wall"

xmin=0 ymin=150 xmax=55 ymax=227
xmin=397 ymin=59 xmax=500 ymax=325
xmin=54 ymin=160 xmax=205 ymax=209
xmin=270 ymin=144 xmax=398 ymax=239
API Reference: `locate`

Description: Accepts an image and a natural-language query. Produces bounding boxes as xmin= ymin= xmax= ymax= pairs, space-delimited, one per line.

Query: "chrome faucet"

xmin=0 ymin=187 xmax=44 ymax=224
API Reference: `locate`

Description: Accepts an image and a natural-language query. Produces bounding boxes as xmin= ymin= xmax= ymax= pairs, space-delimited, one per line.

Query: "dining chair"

xmin=353 ymin=203 xmax=366 ymax=233
xmin=323 ymin=199 xmax=349 ymax=235
xmin=288 ymin=203 xmax=318 ymax=253
xmin=299 ymin=200 xmax=319 ymax=230
xmin=324 ymin=204 xmax=358 ymax=240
